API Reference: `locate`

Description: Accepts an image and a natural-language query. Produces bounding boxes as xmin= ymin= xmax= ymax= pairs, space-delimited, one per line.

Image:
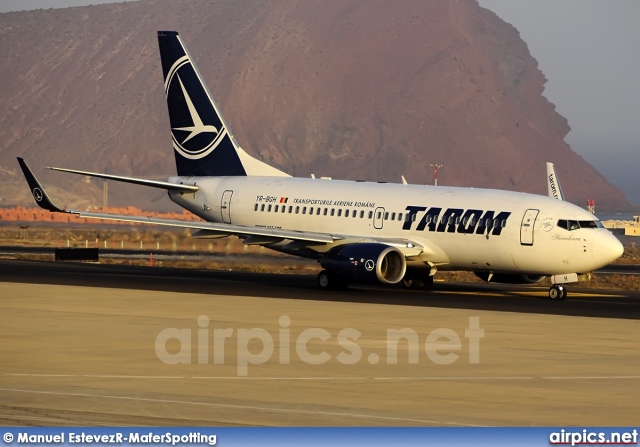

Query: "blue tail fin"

xmin=157 ymin=31 xmax=247 ymax=177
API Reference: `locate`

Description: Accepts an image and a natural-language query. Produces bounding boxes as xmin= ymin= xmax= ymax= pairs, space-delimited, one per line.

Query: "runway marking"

xmin=4 ymin=374 xmax=185 ymax=379
xmin=0 ymin=413 xmax=79 ymax=424
xmin=5 ymin=373 xmax=639 ymax=381
xmin=437 ymin=290 xmax=628 ymax=298
xmin=0 ymin=387 xmax=481 ymax=427
xmin=540 ymin=376 xmax=640 ymax=380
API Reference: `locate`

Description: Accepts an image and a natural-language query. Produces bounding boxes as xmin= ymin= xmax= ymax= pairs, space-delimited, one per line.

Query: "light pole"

xmin=430 ymin=164 xmax=443 ymax=186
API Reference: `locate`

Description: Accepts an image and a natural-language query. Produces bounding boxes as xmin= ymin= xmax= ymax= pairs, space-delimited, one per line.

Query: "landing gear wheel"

xmin=402 ymin=278 xmax=415 ymax=289
xmin=318 ymin=271 xmax=331 ymax=289
xmin=402 ymin=273 xmax=434 ymax=290
xmin=549 ymin=285 xmax=566 ymax=300
xmin=317 ymin=270 xmax=348 ymax=290
xmin=422 ymin=275 xmax=434 ymax=288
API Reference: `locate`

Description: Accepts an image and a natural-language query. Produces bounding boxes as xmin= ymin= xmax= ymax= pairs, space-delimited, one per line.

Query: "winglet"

xmin=17 ymin=158 xmax=67 ymax=213
xmin=546 ymin=162 xmax=565 ymax=201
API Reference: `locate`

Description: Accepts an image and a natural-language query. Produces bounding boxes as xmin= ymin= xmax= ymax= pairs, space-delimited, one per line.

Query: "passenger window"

xmin=353 ymin=211 xmax=357 ymax=218
xmin=323 ymin=208 xmax=328 ymax=216
xmin=462 ymin=217 xmax=468 ymax=226
xmin=337 ymin=209 xmax=342 ymax=217
xmin=412 ymin=213 xmax=417 ymax=222
xmin=345 ymin=210 xmax=350 ymax=217
xmin=282 ymin=206 xmax=286 ymax=213
xmin=376 ymin=212 xmax=381 ymax=219
xmin=268 ymin=205 xmax=272 ymax=212
xmin=275 ymin=205 xmax=279 ymax=212
xmin=302 ymin=206 xmax=307 ymax=214
xmin=288 ymin=206 xmax=293 ymax=213
xmin=254 ymin=204 xmax=258 ymax=211
xmin=331 ymin=209 xmax=335 ymax=216
xmin=369 ymin=211 xmax=373 ymax=219
xmin=309 ymin=207 xmax=314 ymax=215
xmin=384 ymin=212 xmax=389 ymax=220
xmin=295 ymin=206 xmax=300 ymax=214
xmin=501 ymin=220 xmax=507 ymax=228
xmin=360 ymin=210 xmax=364 ymax=218
xmin=398 ymin=213 xmax=403 ymax=221
xmin=261 ymin=204 xmax=265 ymax=212
xmin=391 ymin=212 xmax=396 ymax=220
xmin=317 ymin=208 xmax=321 ymax=215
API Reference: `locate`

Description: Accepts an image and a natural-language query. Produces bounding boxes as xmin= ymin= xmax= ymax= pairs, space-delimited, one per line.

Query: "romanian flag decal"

xmin=279 ymin=197 xmax=288 ymax=203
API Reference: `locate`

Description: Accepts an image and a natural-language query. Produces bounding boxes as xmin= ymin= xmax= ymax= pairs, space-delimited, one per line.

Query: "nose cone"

xmin=593 ymin=231 xmax=624 ymax=268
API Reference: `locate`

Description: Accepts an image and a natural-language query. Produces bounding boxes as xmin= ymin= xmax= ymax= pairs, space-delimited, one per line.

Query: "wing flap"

xmin=74 ymin=211 xmax=335 ymax=243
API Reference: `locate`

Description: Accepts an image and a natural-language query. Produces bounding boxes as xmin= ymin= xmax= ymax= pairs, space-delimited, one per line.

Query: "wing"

xmin=18 ymin=158 xmax=333 ymax=244
xmin=18 ymin=158 xmax=431 ymax=255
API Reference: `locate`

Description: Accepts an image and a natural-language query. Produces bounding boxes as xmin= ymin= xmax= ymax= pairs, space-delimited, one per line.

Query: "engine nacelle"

xmin=474 ymin=272 xmax=546 ymax=284
xmin=321 ymin=243 xmax=406 ymax=285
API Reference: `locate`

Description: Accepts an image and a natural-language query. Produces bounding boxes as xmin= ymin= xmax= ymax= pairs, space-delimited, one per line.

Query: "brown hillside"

xmin=0 ymin=0 xmax=628 ymax=210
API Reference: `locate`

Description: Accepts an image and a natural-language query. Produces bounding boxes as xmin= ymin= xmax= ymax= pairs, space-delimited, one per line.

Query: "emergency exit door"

xmin=221 ymin=190 xmax=233 ymax=224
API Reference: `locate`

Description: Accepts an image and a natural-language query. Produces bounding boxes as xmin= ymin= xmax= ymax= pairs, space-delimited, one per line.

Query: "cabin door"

xmin=520 ymin=209 xmax=539 ymax=246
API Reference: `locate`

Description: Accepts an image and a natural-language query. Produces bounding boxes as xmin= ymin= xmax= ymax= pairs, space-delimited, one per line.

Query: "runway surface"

xmin=0 ymin=260 xmax=638 ymax=426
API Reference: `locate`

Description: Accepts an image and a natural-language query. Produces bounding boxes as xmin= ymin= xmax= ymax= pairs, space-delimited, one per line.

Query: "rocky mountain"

xmin=0 ymin=0 xmax=628 ymax=210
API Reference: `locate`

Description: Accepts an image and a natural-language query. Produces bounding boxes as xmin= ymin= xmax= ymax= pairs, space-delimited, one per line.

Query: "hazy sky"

xmin=2 ymin=0 xmax=639 ymax=205
xmin=478 ymin=0 xmax=640 ymax=205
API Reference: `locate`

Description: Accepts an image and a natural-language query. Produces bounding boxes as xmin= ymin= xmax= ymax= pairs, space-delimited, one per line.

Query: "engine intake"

xmin=321 ymin=243 xmax=406 ymax=285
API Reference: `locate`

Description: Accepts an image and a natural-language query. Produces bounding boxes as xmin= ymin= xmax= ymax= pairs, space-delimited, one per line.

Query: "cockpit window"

xmin=557 ymin=219 xmax=603 ymax=231
xmin=578 ymin=220 xmax=598 ymax=229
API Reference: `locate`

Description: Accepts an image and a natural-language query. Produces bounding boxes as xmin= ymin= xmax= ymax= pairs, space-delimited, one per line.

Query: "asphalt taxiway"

xmin=0 ymin=260 xmax=638 ymax=426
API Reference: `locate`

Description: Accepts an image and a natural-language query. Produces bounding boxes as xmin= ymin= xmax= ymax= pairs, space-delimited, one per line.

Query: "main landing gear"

xmin=401 ymin=274 xmax=434 ymax=290
xmin=317 ymin=270 xmax=348 ymax=290
xmin=548 ymin=284 xmax=567 ymax=300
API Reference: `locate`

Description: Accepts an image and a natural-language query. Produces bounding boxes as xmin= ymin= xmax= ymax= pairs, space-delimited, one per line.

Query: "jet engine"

xmin=320 ymin=243 xmax=406 ymax=285
xmin=474 ymin=272 xmax=546 ymax=284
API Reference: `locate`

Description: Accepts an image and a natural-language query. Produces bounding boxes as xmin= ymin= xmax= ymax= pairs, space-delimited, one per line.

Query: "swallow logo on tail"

xmin=165 ymin=56 xmax=226 ymax=160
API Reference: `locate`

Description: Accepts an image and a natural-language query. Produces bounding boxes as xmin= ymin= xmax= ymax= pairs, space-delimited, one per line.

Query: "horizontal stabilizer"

xmin=48 ymin=166 xmax=198 ymax=192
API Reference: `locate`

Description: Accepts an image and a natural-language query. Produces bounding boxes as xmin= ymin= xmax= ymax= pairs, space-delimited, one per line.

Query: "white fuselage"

xmin=167 ymin=176 xmax=622 ymax=276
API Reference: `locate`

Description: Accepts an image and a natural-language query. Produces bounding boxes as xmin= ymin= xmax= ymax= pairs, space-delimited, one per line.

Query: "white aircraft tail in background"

xmin=547 ymin=162 xmax=565 ymax=201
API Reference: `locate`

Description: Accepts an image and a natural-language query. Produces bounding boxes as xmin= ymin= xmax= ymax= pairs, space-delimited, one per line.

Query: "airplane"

xmin=546 ymin=162 xmax=565 ymax=201
xmin=17 ymin=31 xmax=624 ymax=300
